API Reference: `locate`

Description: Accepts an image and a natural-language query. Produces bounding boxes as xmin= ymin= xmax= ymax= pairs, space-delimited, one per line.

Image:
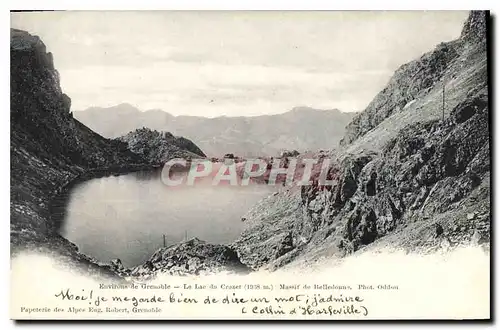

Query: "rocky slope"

xmin=232 ymin=11 xmax=490 ymax=271
xmin=112 ymin=238 xmax=250 ymax=280
xmin=10 ymin=29 xmax=212 ymax=278
xmin=74 ymin=105 xmax=356 ymax=157
xmin=340 ymin=11 xmax=487 ymax=152
xmin=118 ymin=127 xmax=205 ymax=165
xmin=11 ymin=29 xmax=138 ymax=242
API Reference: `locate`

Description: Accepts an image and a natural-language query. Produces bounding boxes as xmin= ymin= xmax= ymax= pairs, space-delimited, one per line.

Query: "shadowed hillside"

xmin=10 ymin=28 xmax=209 ymax=277
xmin=231 ymin=11 xmax=490 ymax=271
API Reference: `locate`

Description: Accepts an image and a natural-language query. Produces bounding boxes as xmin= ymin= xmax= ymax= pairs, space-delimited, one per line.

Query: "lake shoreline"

xmin=49 ymin=163 xmax=161 ymax=234
xmin=11 ymin=152 xmax=164 ymax=279
xmin=54 ymin=164 xmax=276 ymax=269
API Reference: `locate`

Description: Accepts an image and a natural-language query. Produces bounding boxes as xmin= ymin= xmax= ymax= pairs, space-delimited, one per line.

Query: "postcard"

xmin=10 ymin=10 xmax=490 ymax=320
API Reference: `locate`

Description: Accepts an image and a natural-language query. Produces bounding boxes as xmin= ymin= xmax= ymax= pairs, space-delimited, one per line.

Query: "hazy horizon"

xmin=82 ymin=102 xmax=355 ymax=119
xmin=11 ymin=11 xmax=469 ymax=117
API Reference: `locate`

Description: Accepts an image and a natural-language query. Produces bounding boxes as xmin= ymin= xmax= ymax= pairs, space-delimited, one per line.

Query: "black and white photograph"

xmin=9 ymin=9 xmax=491 ymax=320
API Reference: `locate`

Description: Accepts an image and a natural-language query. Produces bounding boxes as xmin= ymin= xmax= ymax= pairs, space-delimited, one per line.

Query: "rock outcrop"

xmin=118 ymin=127 xmax=206 ymax=165
xmin=128 ymin=238 xmax=250 ymax=280
xmin=233 ymin=11 xmax=490 ymax=270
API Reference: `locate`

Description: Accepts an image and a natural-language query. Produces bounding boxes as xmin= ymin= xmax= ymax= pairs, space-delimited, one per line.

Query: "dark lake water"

xmin=53 ymin=168 xmax=276 ymax=268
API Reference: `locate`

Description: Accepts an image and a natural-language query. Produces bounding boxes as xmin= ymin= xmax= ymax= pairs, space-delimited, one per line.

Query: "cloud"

xmin=61 ymin=61 xmax=392 ymax=116
xmin=12 ymin=11 xmax=469 ymax=117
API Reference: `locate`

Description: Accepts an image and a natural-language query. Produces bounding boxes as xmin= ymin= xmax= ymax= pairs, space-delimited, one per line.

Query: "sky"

xmin=11 ymin=11 xmax=469 ymax=117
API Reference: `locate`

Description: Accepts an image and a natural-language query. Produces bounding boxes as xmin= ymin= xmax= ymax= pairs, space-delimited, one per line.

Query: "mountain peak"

xmin=114 ymin=103 xmax=140 ymax=111
xmin=460 ymin=10 xmax=487 ymax=44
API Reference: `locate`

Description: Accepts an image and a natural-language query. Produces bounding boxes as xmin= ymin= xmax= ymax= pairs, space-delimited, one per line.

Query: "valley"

xmin=9 ymin=11 xmax=490 ymax=282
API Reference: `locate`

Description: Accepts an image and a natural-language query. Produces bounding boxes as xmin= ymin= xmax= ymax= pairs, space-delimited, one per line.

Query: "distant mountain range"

xmin=73 ymin=104 xmax=356 ymax=157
